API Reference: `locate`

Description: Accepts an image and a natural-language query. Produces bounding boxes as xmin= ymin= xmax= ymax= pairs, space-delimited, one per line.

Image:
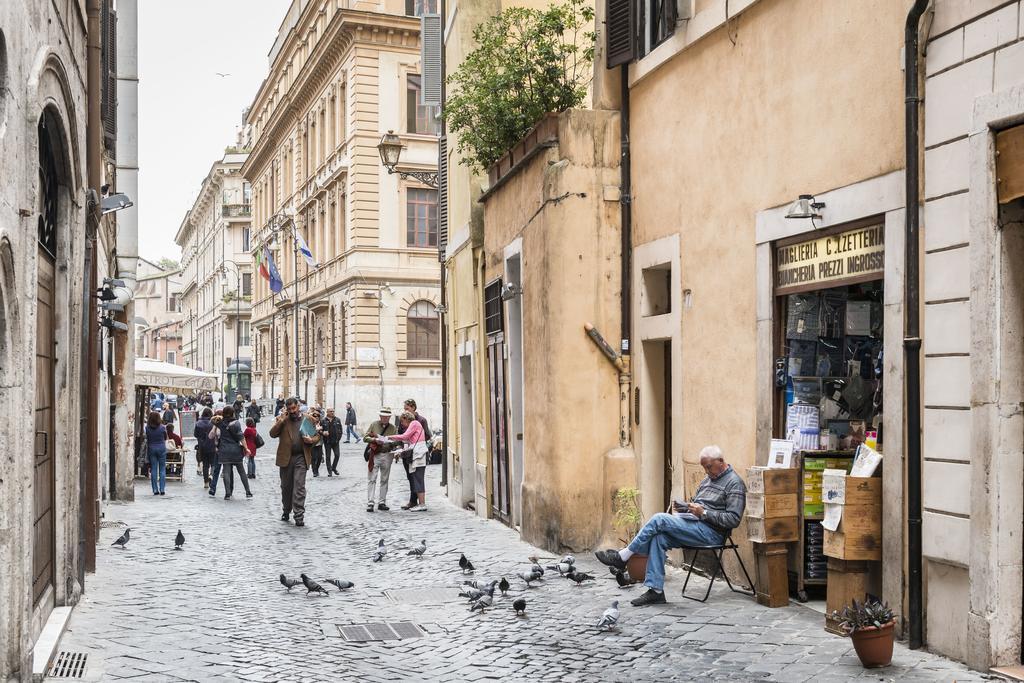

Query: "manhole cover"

xmin=331 ymin=621 xmax=425 ymax=642
xmin=48 ymin=652 xmax=88 ymax=679
xmin=384 ymin=586 xmax=463 ymax=605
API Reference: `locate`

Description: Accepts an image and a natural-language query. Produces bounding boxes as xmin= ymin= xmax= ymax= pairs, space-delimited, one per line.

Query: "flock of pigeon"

xmin=110 ymin=525 xmax=622 ymax=631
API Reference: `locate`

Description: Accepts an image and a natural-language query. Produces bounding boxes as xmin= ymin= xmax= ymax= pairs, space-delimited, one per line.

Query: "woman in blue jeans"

xmin=144 ymin=410 xmax=168 ymax=495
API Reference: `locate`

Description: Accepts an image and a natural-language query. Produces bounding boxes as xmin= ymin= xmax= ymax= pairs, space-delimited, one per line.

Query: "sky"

xmin=137 ymin=0 xmax=291 ymax=262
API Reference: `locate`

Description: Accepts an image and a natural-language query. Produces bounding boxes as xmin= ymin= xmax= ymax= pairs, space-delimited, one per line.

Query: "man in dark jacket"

xmin=321 ymin=407 xmax=343 ymax=476
xmin=161 ymin=402 xmax=175 ymax=426
xmin=270 ymin=397 xmax=318 ymax=526
xmin=394 ymin=399 xmax=431 ymax=510
xmin=344 ymin=402 xmax=357 ymax=443
xmin=193 ymin=408 xmax=217 ymax=487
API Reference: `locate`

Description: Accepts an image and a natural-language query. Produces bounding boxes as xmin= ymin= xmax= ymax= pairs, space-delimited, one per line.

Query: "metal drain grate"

xmin=334 ymin=621 xmax=425 ymax=642
xmin=48 ymin=652 xmax=88 ymax=678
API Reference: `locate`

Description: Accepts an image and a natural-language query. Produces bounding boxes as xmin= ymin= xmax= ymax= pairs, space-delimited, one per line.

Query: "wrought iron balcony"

xmin=222 ymin=204 xmax=252 ymax=218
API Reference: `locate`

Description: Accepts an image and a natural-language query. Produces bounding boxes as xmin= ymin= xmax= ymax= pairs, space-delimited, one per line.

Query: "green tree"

xmin=158 ymin=258 xmax=180 ymax=271
xmin=445 ymin=0 xmax=595 ymax=172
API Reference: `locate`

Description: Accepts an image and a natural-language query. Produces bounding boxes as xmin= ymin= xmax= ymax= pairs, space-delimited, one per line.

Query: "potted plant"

xmin=832 ymin=598 xmax=896 ymax=668
xmin=612 ymin=488 xmax=646 ymax=582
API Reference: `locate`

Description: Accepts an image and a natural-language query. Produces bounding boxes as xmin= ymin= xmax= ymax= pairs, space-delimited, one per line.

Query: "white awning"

xmin=134 ymin=357 xmax=219 ymax=393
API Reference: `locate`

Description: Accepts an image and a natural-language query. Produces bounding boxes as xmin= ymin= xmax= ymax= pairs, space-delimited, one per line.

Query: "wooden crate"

xmin=747 ymin=467 xmax=799 ymax=495
xmin=821 ymin=474 xmax=881 ymax=506
xmin=746 ymin=493 xmax=798 ymax=518
xmin=747 ymin=516 xmax=799 ymax=543
xmin=824 ymin=558 xmax=870 ymax=634
xmin=823 ymin=529 xmax=881 ymax=561
xmin=753 ymin=541 xmax=789 ymax=608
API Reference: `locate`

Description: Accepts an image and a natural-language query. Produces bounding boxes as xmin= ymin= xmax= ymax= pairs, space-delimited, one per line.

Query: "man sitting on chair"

xmin=595 ymin=445 xmax=746 ymax=606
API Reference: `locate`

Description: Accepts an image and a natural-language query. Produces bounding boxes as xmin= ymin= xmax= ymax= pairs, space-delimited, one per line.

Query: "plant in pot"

xmin=832 ymin=598 xmax=896 ymax=668
xmin=612 ymin=488 xmax=645 ymax=583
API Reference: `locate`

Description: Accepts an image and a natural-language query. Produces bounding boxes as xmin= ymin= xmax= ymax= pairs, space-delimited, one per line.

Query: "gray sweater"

xmin=692 ymin=465 xmax=747 ymax=537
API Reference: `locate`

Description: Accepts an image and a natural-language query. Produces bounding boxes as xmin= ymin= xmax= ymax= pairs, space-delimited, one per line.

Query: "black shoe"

xmin=327 ymin=472 xmax=332 ymax=477
xmin=333 ymin=469 xmax=340 ymax=475
xmin=367 ymin=504 xmax=375 ymax=512
xmin=401 ymin=504 xmax=412 ymax=510
xmin=630 ymin=589 xmax=667 ymax=607
xmin=294 ymin=520 xmax=305 ymax=527
xmin=208 ymin=489 xmax=215 ymax=497
xmin=378 ymin=504 xmax=389 ymax=511
xmin=595 ymin=549 xmax=627 ymax=572
xmin=224 ymin=494 xmax=231 ymax=500
xmin=160 ymin=491 xmax=166 ymax=496
xmin=281 ymin=513 xmax=289 ymax=522
xmin=312 ymin=472 xmax=319 ymax=477
xmin=246 ymin=492 xmax=253 ymax=498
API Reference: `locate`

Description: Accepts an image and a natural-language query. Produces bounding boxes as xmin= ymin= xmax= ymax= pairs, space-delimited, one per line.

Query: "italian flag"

xmin=256 ymin=246 xmax=270 ymax=282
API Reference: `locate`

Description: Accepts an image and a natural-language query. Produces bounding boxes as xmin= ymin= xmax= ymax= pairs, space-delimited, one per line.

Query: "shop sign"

xmin=776 ymin=224 xmax=884 ymax=294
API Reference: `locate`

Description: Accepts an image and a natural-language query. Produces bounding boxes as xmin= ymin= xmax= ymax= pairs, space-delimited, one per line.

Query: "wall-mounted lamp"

xmin=785 ymin=194 xmax=825 ymax=221
xmin=500 ymin=282 xmax=521 ymax=301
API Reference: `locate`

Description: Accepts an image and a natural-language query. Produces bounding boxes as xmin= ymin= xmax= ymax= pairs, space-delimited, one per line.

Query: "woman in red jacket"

xmin=244 ymin=417 xmax=259 ymax=479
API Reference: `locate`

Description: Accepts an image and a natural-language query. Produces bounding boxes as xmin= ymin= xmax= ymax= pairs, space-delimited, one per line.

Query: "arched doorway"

xmin=34 ymin=110 xmax=64 ymax=607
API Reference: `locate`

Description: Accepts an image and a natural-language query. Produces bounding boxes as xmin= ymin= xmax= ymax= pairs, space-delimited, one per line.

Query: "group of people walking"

xmin=193 ymin=406 xmax=261 ymax=499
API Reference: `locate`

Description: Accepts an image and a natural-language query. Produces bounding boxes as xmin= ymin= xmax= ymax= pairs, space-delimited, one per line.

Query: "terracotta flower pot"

xmin=625 ymin=554 xmax=648 ymax=584
xmin=850 ymin=620 xmax=895 ymax=668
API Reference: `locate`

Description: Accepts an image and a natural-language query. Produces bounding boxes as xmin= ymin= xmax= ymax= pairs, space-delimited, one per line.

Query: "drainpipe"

xmin=904 ymin=0 xmax=930 ymax=651
xmin=618 ymin=63 xmax=632 ymax=448
xmin=439 ymin=0 xmax=449 ymax=487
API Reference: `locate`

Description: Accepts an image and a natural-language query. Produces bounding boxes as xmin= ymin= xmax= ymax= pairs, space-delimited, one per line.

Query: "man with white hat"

xmin=363 ymin=407 xmax=398 ymax=512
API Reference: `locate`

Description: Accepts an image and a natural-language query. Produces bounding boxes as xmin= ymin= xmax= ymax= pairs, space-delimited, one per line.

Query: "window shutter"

xmin=420 ymin=14 xmax=442 ymax=106
xmin=101 ymin=0 xmax=117 ymax=157
xmin=606 ymin=0 xmax=636 ymax=68
xmin=438 ymin=134 xmax=448 ymax=261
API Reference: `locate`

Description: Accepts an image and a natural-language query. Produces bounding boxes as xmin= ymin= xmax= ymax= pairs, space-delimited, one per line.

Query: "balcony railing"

xmin=222 ymin=204 xmax=251 ymax=218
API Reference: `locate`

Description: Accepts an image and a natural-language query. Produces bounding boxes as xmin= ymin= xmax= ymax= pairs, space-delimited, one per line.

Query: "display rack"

xmin=790 ymin=449 xmax=855 ymax=601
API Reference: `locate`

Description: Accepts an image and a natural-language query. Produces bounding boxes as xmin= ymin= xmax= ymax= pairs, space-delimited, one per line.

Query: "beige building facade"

xmin=244 ymin=0 xmax=441 ymax=420
xmin=175 ymin=152 xmax=254 ymax=395
xmin=133 ymin=258 xmax=184 ymax=364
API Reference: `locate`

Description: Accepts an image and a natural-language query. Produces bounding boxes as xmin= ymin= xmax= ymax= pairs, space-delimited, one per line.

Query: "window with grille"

xmin=406 ymin=75 xmax=439 ymax=135
xmin=405 ymin=0 xmax=437 ymax=16
xmin=484 ymin=280 xmax=504 ymax=336
xmin=407 ymin=188 xmax=438 ymax=247
xmin=407 ymin=300 xmax=439 ymax=360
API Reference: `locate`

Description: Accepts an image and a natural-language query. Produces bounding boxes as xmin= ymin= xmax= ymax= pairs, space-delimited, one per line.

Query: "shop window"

xmin=407 ymin=300 xmax=439 ymax=360
xmin=407 ymin=188 xmax=438 ymax=247
xmin=641 ymin=263 xmax=671 ymax=316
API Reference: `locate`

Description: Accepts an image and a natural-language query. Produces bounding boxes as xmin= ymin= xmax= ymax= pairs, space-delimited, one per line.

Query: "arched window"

xmin=407 ymin=300 xmax=439 ymax=360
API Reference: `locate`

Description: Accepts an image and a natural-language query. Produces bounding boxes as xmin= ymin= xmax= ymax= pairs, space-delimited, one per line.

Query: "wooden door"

xmin=487 ymin=335 xmax=511 ymax=523
xmin=33 ymin=244 xmax=56 ymax=605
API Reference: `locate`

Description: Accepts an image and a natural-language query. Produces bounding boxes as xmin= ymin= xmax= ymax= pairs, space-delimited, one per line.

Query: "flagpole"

xmin=292 ymin=221 xmax=300 ymax=401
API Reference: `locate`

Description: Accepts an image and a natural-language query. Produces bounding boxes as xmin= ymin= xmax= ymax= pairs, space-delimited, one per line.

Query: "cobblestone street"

xmin=56 ymin=426 xmax=988 ymax=682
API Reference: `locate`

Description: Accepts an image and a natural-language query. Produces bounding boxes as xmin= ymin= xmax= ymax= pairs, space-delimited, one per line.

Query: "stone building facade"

xmin=133 ymin=258 xmax=183 ymax=364
xmin=175 ymin=152 xmax=254 ymax=395
xmin=243 ymin=0 xmax=441 ymax=421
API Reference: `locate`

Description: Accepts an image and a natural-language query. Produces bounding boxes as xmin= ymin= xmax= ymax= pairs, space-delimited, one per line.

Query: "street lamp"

xmin=220 ymin=261 xmax=242 ymax=397
xmin=377 ymin=130 xmax=439 ymax=188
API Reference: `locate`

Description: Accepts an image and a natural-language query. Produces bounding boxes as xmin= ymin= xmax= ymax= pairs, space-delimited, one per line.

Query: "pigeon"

xmin=549 ymin=562 xmax=574 ymax=576
xmin=513 ymin=597 xmax=527 ymax=616
xmin=561 ymin=554 xmax=576 ymax=567
xmin=530 ymin=562 xmax=545 ymax=577
xmin=614 ymin=571 xmax=631 ymax=588
xmin=568 ymin=571 xmax=595 ymax=586
xmin=459 ymin=553 xmax=475 ymax=573
xmin=280 ymin=574 xmax=302 ymax=591
xmin=498 ymin=577 xmax=510 ymax=596
xmin=408 ymin=540 xmax=427 ymax=557
xmin=470 ymin=592 xmax=493 ymax=613
xmin=373 ymin=539 xmax=387 ymax=563
xmin=300 ymin=573 xmax=329 ymax=596
xmin=174 ymin=530 xmax=185 ymax=550
xmin=596 ymin=601 xmax=620 ymax=630
xmin=518 ymin=569 xmax=541 ymax=587
xmin=460 ymin=587 xmax=485 ymax=601
xmin=326 ymin=579 xmax=354 ymax=591
xmin=111 ymin=528 xmax=130 ymax=548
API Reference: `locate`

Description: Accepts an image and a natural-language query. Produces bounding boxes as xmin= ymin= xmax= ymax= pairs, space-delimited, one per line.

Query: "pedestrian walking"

xmin=394 ymin=399 xmax=431 ymax=510
xmin=320 ymin=407 xmax=343 ymax=476
xmin=363 ymin=408 xmax=397 ymax=512
xmin=270 ymin=397 xmax=318 ymax=526
xmin=232 ymin=394 xmax=245 ymax=416
xmin=344 ymin=402 xmax=358 ymax=443
xmin=161 ymin=402 xmax=175 ymax=426
xmin=209 ymin=406 xmax=253 ymax=500
xmin=194 ymin=408 xmax=218 ymax=487
xmin=144 ymin=411 xmax=168 ymax=496
xmin=246 ymin=399 xmax=262 ymax=424
xmin=386 ymin=410 xmax=430 ymax=511
xmin=307 ymin=407 xmax=326 ymax=477
xmin=243 ymin=417 xmax=262 ymax=479
xmin=275 ymin=395 xmax=284 ymax=417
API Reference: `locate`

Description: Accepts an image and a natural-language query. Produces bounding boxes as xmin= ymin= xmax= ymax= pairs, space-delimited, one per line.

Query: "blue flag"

xmin=296 ymin=231 xmax=318 ymax=269
xmin=265 ymin=246 xmax=284 ymax=293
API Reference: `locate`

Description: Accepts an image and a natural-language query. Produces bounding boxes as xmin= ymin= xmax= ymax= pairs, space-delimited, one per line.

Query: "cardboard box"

xmin=823 ymin=502 xmax=881 ymax=560
xmin=746 ymin=493 xmax=798 ymax=519
xmin=747 ymin=467 xmax=799 ymax=495
xmin=747 ymin=516 xmax=799 ymax=543
xmin=821 ymin=473 xmax=881 ymax=506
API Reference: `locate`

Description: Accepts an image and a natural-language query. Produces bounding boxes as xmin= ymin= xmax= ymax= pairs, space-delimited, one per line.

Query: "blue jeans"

xmin=246 ymin=455 xmax=256 ymax=477
xmin=345 ymin=425 xmax=357 ymax=441
xmin=148 ymin=447 xmax=167 ymax=493
xmin=627 ymin=513 xmax=724 ymax=591
xmin=210 ymin=457 xmax=222 ymax=493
